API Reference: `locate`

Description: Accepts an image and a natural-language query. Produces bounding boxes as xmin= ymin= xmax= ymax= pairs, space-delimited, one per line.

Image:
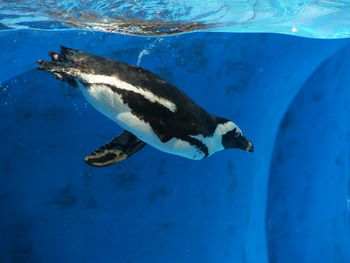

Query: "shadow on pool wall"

xmin=0 ymin=30 xmax=350 ymax=263
xmin=267 ymin=45 xmax=350 ymax=262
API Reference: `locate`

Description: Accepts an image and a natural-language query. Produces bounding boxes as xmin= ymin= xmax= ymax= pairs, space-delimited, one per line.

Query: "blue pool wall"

xmin=0 ymin=30 xmax=350 ymax=263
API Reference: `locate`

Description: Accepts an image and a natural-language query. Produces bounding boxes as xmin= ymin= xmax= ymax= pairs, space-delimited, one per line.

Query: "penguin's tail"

xmin=38 ymin=46 xmax=83 ymax=64
xmin=36 ymin=46 xmax=85 ymax=87
xmin=37 ymin=46 xmax=81 ymax=71
xmin=36 ymin=59 xmax=78 ymax=87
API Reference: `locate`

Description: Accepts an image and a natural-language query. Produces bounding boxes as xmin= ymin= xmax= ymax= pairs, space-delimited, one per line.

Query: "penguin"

xmin=37 ymin=46 xmax=253 ymax=167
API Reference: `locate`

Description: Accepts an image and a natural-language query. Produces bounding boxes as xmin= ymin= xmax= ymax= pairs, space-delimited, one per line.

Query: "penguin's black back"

xmin=41 ymin=47 xmax=225 ymax=142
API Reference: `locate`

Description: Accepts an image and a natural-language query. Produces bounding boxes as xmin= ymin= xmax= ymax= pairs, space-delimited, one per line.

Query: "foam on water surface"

xmin=1 ymin=0 xmax=350 ymax=38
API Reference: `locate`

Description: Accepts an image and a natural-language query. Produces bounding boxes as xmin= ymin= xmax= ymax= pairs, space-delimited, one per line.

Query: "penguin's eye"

xmin=234 ymin=128 xmax=242 ymax=138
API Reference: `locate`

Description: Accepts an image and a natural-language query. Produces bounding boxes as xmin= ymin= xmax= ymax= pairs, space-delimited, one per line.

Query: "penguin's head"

xmin=220 ymin=123 xmax=254 ymax=153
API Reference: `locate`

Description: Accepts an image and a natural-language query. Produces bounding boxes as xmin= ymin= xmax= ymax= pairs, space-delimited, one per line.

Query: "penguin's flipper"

xmin=85 ymin=131 xmax=146 ymax=167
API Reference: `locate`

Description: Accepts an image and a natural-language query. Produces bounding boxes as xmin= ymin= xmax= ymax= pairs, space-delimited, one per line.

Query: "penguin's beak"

xmin=245 ymin=140 xmax=254 ymax=152
xmin=237 ymin=136 xmax=254 ymax=153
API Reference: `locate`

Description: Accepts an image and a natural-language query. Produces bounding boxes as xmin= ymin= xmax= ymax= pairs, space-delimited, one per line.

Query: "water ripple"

xmin=1 ymin=0 xmax=350 ymax=38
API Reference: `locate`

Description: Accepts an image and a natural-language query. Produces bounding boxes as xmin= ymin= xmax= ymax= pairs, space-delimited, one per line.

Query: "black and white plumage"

xmin=37 ymin=47 xmax=253 ymax=166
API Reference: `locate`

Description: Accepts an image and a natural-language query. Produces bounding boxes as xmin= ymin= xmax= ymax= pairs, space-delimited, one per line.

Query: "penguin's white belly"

xmin=79 ymin=83 xmax=206 ymax=160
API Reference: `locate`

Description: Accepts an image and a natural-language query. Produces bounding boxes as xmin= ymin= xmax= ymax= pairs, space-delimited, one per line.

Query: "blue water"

xmin=1 ymin=2 xmax=350 ymax=263
xmin=1 ymin=0 xmax=350 ymax=38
